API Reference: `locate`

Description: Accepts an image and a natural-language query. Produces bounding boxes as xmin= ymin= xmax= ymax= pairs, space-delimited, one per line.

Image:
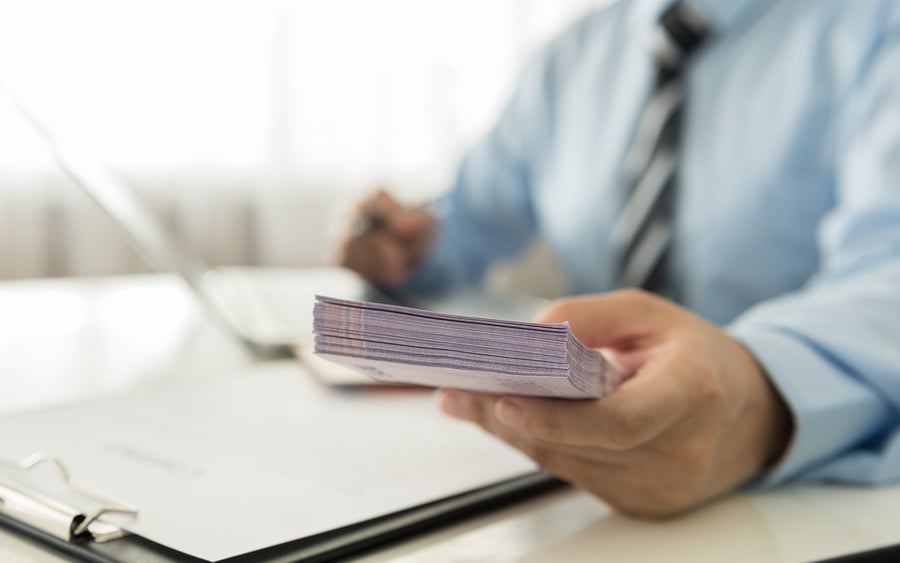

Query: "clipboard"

xmin=0 ymin=368 xmax=565 ymax=562
xmin=0 ymin=453 xmax=562 ymax=562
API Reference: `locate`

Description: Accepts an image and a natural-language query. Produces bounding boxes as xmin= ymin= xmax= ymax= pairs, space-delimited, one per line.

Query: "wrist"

xmin=737 ymin=341 xmax=793 ymax=471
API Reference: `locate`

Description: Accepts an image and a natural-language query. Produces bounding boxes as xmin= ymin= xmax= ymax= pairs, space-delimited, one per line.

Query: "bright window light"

xmin=0 ymin=0 xmax=604 ymax=188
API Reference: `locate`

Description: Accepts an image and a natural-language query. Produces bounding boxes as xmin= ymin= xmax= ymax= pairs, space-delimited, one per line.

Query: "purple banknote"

xmin=313 ymin=295 xmax=626 ymax=399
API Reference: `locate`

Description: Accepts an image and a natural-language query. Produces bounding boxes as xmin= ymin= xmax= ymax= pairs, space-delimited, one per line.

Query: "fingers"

xmin=359 ymin=190 xmax=433 ymax=241
xmin=359 ymin=190 xmax=401 ymax=231
xmin=338 ymin=189 xmax=435 ymax=286
xmin=530 ymin=357 xmax=697 ymax=448
xmin=439 ymin=390 xmax=552 ymax=462
xmin=340 ymin=231 xmax=411 ymax=287
xmin=442 ymin=294 xmax=706 ymax=450
xmin=440 ymin=353 xmax=696 ymax=451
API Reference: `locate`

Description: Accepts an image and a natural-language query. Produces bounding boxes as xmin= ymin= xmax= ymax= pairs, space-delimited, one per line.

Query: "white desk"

xmin=1 ymin=274 xmax=899 ymax=563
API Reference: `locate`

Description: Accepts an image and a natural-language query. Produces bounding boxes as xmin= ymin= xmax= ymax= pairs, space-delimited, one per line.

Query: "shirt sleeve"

xmin=729 ymin=19 xmax=900 ymax=486
xmin=400 ymin=17 xmax=593 ymax=295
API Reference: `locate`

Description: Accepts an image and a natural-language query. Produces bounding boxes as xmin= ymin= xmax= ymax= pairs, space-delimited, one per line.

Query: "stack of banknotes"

xmin=313 ymin=295 xmax=625 ymax=399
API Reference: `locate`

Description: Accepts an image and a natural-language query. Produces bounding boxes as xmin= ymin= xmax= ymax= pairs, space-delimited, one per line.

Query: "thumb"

xmin=535 ymin=289 xmax=676 ymax=349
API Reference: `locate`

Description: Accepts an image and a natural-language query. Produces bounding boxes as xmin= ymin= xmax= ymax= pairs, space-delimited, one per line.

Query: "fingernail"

xmin=440 ymin=391 xmax=467 ymax=419
xmin=496 ymin=399 xmax=524 ymax=428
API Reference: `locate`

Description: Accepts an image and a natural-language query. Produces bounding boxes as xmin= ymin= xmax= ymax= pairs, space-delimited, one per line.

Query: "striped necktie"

xmin=613 ymin=1 xmax=710 ymax=291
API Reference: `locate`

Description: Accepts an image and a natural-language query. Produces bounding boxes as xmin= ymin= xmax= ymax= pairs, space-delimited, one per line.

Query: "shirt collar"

xmin=630 ymin=0 xmax=774 ymax=36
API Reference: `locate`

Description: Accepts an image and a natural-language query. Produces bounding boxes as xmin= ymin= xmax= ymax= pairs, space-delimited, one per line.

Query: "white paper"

xmin=0 ymin=364 xmax=535 ymax=561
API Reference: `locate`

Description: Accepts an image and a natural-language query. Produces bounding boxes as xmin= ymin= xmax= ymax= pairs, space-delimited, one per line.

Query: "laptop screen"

xmin=1 ymin=83 xmax=211 ymax=291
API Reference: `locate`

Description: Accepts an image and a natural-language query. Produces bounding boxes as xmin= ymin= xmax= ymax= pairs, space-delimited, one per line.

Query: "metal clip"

xmin=0 ymin=452 xmax=137 ymax=543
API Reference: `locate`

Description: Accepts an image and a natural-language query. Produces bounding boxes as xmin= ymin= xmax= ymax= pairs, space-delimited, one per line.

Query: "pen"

xmin=351 ymin=212 xmax=387 ymax=239
xmin=351 ymin=200 xmax=436 ymax=239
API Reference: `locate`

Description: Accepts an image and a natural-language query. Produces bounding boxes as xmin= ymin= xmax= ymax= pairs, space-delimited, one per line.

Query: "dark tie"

xmin=613 ymin=1 xmax=710 ymax=291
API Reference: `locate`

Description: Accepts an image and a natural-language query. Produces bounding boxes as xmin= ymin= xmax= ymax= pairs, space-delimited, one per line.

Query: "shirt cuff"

xmin=729 ymin=326 xmax=892 ymax=488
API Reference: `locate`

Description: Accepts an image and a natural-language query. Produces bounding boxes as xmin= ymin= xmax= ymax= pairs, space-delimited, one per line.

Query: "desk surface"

xmin=1 ymin=274 xmax=899 ymax=563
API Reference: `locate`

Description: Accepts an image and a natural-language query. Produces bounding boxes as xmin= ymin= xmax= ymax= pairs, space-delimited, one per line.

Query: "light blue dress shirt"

xmin=402 ymin=0 xmax=900 ymax=488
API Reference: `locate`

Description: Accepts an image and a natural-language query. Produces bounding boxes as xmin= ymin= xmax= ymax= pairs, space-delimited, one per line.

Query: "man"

xmin=336 ymin=0 xmax=900 ymax=517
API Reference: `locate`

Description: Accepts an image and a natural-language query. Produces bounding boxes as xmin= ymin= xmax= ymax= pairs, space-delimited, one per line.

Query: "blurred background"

xmin=0 ymin=0 xmax=606 ymax=292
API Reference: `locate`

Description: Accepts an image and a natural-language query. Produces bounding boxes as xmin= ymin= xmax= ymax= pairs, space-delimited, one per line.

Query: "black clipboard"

xmin=0 ymin=452 xmax=565 ymax=562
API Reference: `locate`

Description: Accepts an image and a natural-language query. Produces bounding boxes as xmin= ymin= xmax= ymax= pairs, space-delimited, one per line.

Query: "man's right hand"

xmin=335 ymin=189 xmax=436 ymax=288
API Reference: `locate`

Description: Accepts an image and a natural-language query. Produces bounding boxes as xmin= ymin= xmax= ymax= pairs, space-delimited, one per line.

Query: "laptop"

xmin=2 ymin=83 xmax=548 ymax=369
xmin=1 ymin=83 xmax=405 ymax=362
